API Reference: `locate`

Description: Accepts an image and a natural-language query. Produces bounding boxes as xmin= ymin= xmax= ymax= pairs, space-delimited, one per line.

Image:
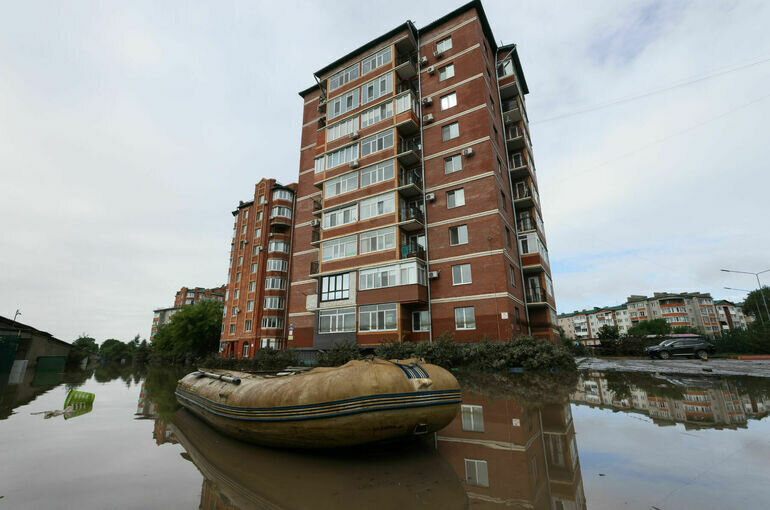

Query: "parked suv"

xmin=645 ymin=338 xmax=715 ymax=360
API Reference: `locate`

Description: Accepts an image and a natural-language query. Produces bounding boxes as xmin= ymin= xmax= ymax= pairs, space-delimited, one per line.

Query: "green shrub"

xmin=316 ymin=342 xmax=361 ymax=367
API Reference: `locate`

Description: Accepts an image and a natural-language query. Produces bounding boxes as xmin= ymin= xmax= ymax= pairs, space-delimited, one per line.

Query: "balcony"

xmin=395 ymin=53 xmax=417 ymax=81
xmin=513 ymin=183 xmax=537 ymax=210
xmin=270 ymin=214 xmax=292 ymax=228
xmin=526 ymin=287 xmax=548 ymax=305
xmin=399 ymin=206 xmax=424 ymax=232
xmin=397 ymin=167 xmax=423 ymax=198
xmin=502 ymin=99 xmax=522 ymax=125
xmin=499 ymin=77 xmax=522 ymax=101
xmin=518 ymin=217 xmax=536 ymax=232
xmin=310 ymin=228 xmax=321 ymax=245
xmin=505 ymin=126 xmax=527 ymax=152
xmin=510 ymin=158 xmax=532 ymax=180
xmin=400 ymin=244 xmax=426 ymax=260
xmin=394 ymin=91 xmax=419 ymax=135
xmin=312 ymin=198 xmax=323 ymax=216
xmin=396 ymin=136 xmax=421 ymax=167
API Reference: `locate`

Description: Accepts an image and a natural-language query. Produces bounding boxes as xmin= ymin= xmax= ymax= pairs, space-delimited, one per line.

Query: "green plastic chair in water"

xmin=63 ymin=390 xmax=95 ymax=419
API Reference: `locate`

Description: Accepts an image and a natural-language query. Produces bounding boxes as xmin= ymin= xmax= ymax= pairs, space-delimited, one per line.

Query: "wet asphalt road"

xmin=576 ymin=357 xmax=770 ymax=378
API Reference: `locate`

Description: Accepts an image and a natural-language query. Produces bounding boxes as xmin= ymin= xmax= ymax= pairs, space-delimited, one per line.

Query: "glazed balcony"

xmin=397 ymin=167 xmax=423 ymax=198
xmin=505 ymin=124 xmax=531 ymax=153
xmin=399 ymin=244 xmax=426 ymax=260
xmin=395 ymin=53 xmax=418 ymax=81
xmin=394 ymin=91 xmax=420 ymax=136
xmin=518 ymin=217 xmax=536 ymax=232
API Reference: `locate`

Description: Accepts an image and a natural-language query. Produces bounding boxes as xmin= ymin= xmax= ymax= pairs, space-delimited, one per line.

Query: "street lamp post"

xmin=721 ymin=269 xmax=770 ymax=323
xmin=724 ymin=286 xmax=764 ymax=325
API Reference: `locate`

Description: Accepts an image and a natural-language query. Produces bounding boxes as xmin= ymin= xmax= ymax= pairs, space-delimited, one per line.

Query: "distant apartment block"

xmin=218 ymin=178 xmax=297 ymax=358
xmin=150 ymin=284 xmax=226 ymax=341
xmin=284 ymin=0 xmax=557 ymax=354
xmin=558 ymin=292 xmax=738 ymax=340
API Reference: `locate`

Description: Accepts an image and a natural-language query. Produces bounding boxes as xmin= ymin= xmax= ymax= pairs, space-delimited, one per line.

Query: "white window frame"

xmin=436 ymin=36 xmax=452 ymax=54
xmin=271 ymin=206 xmax=292 ymax=219
xmin=442 ymin=122 xmax=459 ymax=141
xmin=449 ymin=224 xmax=468 ymax=246
xmin=327 ymin=116 xmax=359 ymax=142
xmin=324 ymin=170 xmax=358 ymax=199
xmin=461 ymin=405 xmax=485 ymax=432
xmin=321 ymin=235 xmax=357 ymax=261
xmin=318 ymin=307 xmax=356 ymax=334
xmin=359 ymin=303 xmax=398 ymax=332
xmin=272 ymin=189 xmax=294 ymax=202
xmin=360 ymin=160 xmax=395 ymax=188
xmin=438 ymin=63 xmax=455 ymax=82
xmin=326 ymin=143 xmax=359 ymax=169
xmin=359 ymin=227 xmax=396 ymax=255
xmin=264 ymin=277 xmax=286 ymax=290
xmin=444 ymin=154 xmax=462 ymax=174
xmin=360 ymin=101 xmax=393 ymax=129
xmin=452 ymin=263 xmax=472 ymax=285
xmin=360 ymin=129 xmax=394 ymax=158
xmin=244 ymin=319 xmax=252 ymax=332
xmin=323 ymin=204 xmax=358 ymax=229
xmin=359 ymin=260 xmax=426 ymax=290
xmin=320 ymin=273 xmax=350 ymax=302
xmin=359 ymin=192 xmax=395 ymax=220
xmin=263 ymin=296 xmax=284 ymax=309
xmin=328 ymin=89 xmax=359 ymax=120
xmin=268 ymin=240 xmax=289 ymax=253
xmin=412 ymin=310 xmax=430 ymax=332
xmin=361 ymin=73 xmax=393 ymax=105
xmin=440 ymin=92 xmax=457 ymax=111
xmin=446 ymin=188 xmax=465 ymax=208
xmin=464 ymin=459 xmax=488 ymax=487
xmin=261 ymin=316 xmax=284 ymax=329
xmin=266 ymin=258 xmax=288 ymax=272
xmin=455 ymin=307 xmax=476 ymax=330
xmin=361 ymin=47 xmax=392 ymax=75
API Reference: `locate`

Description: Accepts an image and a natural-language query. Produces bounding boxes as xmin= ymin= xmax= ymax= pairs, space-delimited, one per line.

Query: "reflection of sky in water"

xmin=573 ymin=404 xmax=770 ymax=509
xmin=0 ymin=374 xmax=201 ymax=509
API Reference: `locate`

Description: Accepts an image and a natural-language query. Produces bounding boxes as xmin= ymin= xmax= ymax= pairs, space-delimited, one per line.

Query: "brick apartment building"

xmin=150 ymin=284 xmax=226 ymax=341
xmin=282 ymin=0 xmax=557 ymax=354
xmin=219 ymin=178 xmax=297 ymax=358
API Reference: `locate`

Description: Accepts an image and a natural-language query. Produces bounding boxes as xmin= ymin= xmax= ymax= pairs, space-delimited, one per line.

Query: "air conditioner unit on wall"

xmin=427 ymin=66 xmax=435 ymax=75
xmin=433 ymin=50 xmax=443 ymax=59
xmin=420 ymin=55 xmax=428 ymax=66
xmin=349 ymin=160 xmax=359 ymax=169
xmin=349 ymin=131 xmax=360 ymax=140
xmin=425 ymin=192 xmax=436 ymax=201
xmin=310 ymin=219 xmax=320 ymax=227
xmin=421 ymin=96 xmax=432 ymax=106
xmin=427 ymin=270 xmax=439 ymax=279
xmin=462 ymin=148 xmax=474 ymax=157
xmin=422 ymin=114 xmax=434 ymax=123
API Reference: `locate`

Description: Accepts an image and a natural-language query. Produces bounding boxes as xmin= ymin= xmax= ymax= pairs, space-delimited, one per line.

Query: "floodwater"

xmin=2 ymin=364 xmax=770 ymax=509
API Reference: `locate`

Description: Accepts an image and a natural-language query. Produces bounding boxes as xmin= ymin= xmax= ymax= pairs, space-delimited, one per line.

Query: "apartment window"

xmin=497 ymin=58 xmax=514 ymax=78
xmin=247 ymin=300 xmax=254 ymax=312
xmin=257 ymin=211 xmax=263 ymax=221
xmin=511 ymin=152 xmax=523 ymax=167
xmin=464 ymin=459 xmax=489 ymax=487
xmin=328 ymin=89 xmax=359 ymax=120
xmin=243 ymin=210 xmax=249 ymax=219
xmin=264 ymin=297 xmax=284 ymax=309
xmin=231 ymin=306 xmax=237 ymax=317
xmin=505 ymin=227 xmax=511 ymax=247
xmin=359 ymin=303 xmax=397 ymax=332
xmin=329 ymin=63 xmax=360 ymax=91
xmin=361 ymin=47 xmax=392 ymax=74
xmin=239 ymin=240 xmax=245 ymax=250
xmin=412 ymin=310 xmax=430 ymax=332
xmin=253 ymin=245 xmax=260 ymax=256
xmin=325 ymin=170 xmax=358 ymax=199
xmin=514 ymin=308 xmax=521 ymax=329
xmin=258 ymin=195 xmax=265 ymax=204
xmin=440 ymin=92 xmax=457 ymax=111
xmin=446 ymin=188 xmax=465 ymax=208
xmin=248 ymin=281 xmax=256 ymax=292
xmin=319 ymin=307 xmax=356 ymax=333
xmin=500 ymin=190 xmax=507 ymax=211
xmin=438 ymin=63 xmax=455 ymax=81
xmin=449 ymin=225 xmax=468 ymax=246
xmin=327 ymin=116 xmax=359 ymax=142
xmin=261 ymin=316 xmax=284 ymax=329
xmin=271 ymin=206 xmax=292 ymax=219
xmin=360 ymin=101 xmax=393 ymax=128
xmin=244 ymin=320 xmax=252 ymax=332
xmin=268 ymin=240 xmax=289 ymax=253
xmin=359 ymin=227 xmax=396 ymax=254
xmin=321 ymin=235 xmax=356 ymax=261
xmin=455 ymin=307 xmax=476 ymax=330
xmin=272 ymin=189 xmax=293 ymax=202
xmin=444 ymin=154 xmax=462 ymax=174
xmin=359 ymin=193 xmax=395 ymax=220
xmin=241 ymin=225 xmax=247 ymax=235
xmin=359 ymin=261 xmax=426 ymax=290
xmin=321 ymin=273 xmax=350 ymax=301
xmin=361 ymin=73 xmax=393 ymax=104
xmin=261 ymin=338 xmax=279 ymax=349
xmin=509 ymin=265 xmax=517 ymax=287
xmin=265 ymin=277 xmax=286 ymax=290
xmin=266 ymin=259 xmax=288 ymax=272
xmin=461 ymin=405 xmax=485 ymax=432
xmin=360 ymin=129 xmax=394 ymax=157
xmin=254 ymin=228 xmax=261 ymax=238
xmin=238 ymin=256 xmax=243 ymax=266
xmin=442 ymin=122 xmax=459 ymax=141
xmin=452 ymin=263 xmax=472 ymax=285
xmin=314 ymin=156 xmax=325 ymax=174
xmin=326 ymin=143 xmax=359 ymax=169
xmin=236 ymin=272 xmax=241 ymax=282
xmin=360 ymin=160 xmax=395 ymax=187
xmin=229 ymin=324 xmax=235 ymax=335
xmin=436 ymin=36 xmax=452 ymax=54
xmin=323 ymin=204 xmax=358 ymax=229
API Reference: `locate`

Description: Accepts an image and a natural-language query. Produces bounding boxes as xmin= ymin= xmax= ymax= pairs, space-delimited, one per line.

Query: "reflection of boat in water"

xmin=176 ymin=358 xmax=461 ymax=448
xmin=172 ymin=408 xmax=468 ymax=510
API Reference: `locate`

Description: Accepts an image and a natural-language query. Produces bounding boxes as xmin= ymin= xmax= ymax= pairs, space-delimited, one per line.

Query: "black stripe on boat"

xmin=393 ymin=362 xmax=429 ymax=379
xmin=175 ymin=388 xmax=461 ymax=422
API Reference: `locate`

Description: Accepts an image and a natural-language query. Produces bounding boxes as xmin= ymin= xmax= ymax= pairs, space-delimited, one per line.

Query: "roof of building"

xmin=299 ymin=0 xmax=529 ymax=96
xmin=0 ymin=315 xmax=71 ymax=348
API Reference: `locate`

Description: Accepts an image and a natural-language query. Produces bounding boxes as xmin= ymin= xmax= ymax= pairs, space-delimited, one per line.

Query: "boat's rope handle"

xmin=195 ymin=371 xmax=241 ymax=385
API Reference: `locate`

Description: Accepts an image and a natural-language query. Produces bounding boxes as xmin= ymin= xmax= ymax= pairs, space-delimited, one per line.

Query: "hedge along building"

xmin=219 ymin=178 xmax=297 ymax=359
xmin=287 ymin=0 xmax=558 ymax=353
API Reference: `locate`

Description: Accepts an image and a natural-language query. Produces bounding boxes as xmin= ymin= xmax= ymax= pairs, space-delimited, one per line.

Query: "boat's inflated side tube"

xmin=195 ymin=371 xmax=241 ymax=385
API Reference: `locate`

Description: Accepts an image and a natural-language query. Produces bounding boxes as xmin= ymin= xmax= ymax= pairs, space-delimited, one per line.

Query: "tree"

xmin=627 ymin=319 xmax=670 ymax=337
xmin=743 ymin=286 xmax=770 ymax=323
xmin=152 ymin=299 xmax=223 ymax=359
xmin=672 ymin=325 xmax=700 ymax=334
xmin=597 ymin=325 xmax=620 ymax=340
xmin=99 ymin=338 xmax=134 ymax=362
xmin=72 ymin=335 xmax=98 ymax=354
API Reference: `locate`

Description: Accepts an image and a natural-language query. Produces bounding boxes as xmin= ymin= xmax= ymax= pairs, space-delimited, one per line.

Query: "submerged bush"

xmin=316 ymin=342 xmax=361 ymax=367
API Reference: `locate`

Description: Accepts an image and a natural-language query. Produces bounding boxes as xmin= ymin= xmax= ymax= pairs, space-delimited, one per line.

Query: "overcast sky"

xmin=2 ymin=1 xmax=769 ymax=342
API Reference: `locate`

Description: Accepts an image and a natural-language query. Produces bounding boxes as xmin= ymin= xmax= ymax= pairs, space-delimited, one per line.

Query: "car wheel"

xmin=659 ymin=351 xmax=671 ymax=360
xmin=696 ymin=350 xmax=708 ymax=361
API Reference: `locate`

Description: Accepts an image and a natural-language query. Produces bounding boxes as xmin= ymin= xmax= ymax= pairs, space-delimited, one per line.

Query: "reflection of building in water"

xmin=572 ymin=373 xmax=770 ymax=430
xmin=135 ymin=383 xmax=177 ymax=446
xmin=437 ymin=389 xmax=586 ymax=509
